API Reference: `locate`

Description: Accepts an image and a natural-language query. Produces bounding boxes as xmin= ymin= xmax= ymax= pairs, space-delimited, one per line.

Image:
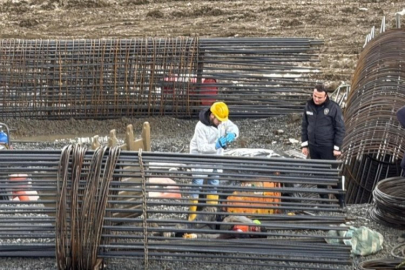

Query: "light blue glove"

xmin=225 ymin=133 xmax=236 ymax=143
xmin=215 ymin=137 xmax=227 ymax=149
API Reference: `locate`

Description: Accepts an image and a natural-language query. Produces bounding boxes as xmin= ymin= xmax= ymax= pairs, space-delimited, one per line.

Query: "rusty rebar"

xmin=342 ymin=29 xmax=405 ymax=204
xmin=0 ymin=38 xmax=322 ymax=119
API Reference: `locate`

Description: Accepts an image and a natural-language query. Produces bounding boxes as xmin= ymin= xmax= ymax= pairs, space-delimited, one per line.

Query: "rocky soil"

xmin=4 ymin=114 xmax=303 ymax=153
xmin=1 ymin=0 xmax=404 ymax=88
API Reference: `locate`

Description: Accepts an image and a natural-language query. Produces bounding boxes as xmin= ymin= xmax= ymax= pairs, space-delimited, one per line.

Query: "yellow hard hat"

xmin=210 ymin=102 xmax=229 ymax=122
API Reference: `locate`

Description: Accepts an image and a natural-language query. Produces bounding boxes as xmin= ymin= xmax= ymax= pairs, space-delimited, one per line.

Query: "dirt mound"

xmin=1 ymin=0 xmax=403 ymax=86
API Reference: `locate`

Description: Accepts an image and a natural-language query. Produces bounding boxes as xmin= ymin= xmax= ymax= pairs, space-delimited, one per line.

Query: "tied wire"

xmin=55 ymin=144 xmax=121 ymax=270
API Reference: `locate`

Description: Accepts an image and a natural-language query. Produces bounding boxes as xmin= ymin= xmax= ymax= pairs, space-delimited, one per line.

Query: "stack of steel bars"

xmin=0 ymin=37 xmax=322 ymax=119
xmin=0 ymin=146 xmax=350 ymax=269
xmin=341 ymin=29 xmax=405 ymax=204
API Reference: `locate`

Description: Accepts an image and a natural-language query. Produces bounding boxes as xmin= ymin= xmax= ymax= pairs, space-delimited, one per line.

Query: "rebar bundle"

xmin=0 ymin=38 xmax=322 ymax=119
xmin=342 ymin=29 xmax=405 ymax=204
xmin=0 ymin=146 xmax=350 ymax=269
xmin=56 ymin=145 xmax=121 ymax=269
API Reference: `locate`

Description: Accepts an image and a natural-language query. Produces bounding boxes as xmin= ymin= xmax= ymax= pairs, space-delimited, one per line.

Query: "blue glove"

xmin=215 ymin=137 xmax=227 ymax=149
xmin=225 ymin=133 xmax=236 ymax=143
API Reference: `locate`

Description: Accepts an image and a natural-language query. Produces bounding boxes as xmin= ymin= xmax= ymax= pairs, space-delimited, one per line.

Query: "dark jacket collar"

xmin=199 ymin=108 xmax=214 ymax=127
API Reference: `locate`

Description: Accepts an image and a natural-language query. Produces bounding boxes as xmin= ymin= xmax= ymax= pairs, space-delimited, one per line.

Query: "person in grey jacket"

xmin=188 ymin=101 xmax=239 ymax=221
xmin=301 ymin=84 xmax=346 ymax=203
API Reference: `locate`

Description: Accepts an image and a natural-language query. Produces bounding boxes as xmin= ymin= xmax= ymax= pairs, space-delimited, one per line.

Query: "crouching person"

xmin=188 ymin=101 xmax=239 ymax=221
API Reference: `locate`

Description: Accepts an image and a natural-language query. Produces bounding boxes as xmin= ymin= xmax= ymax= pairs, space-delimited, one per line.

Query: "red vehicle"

xmin=163 ymin=76 xmax=218 ymax=106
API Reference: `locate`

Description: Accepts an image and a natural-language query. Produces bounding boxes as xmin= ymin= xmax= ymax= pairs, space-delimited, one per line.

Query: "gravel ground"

xmin=0 ymin=115 xmax=404 ymax=269
xmin=4 ymin=114 xmax=303 ymax=153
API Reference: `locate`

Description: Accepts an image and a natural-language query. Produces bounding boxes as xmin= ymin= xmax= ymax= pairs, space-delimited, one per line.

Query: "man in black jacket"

xmin=301 ymin=84 xmax=346 ymax=203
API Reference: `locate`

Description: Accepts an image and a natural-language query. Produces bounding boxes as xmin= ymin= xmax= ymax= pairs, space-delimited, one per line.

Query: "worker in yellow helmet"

xmin=188 ymin=101 xmax=239 ymax=221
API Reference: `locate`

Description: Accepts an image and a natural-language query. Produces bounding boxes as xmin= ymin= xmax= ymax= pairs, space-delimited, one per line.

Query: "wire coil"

xmin=358 ymin=258 xmax=405 ymax=270
xmin=370 ymin=176 xmax=405 ymax=229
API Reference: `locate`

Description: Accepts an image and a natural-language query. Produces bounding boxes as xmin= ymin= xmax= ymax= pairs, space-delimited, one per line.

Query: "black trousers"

xmin=308 ymin=145 xmax=335 ymax=160
xmin=309 ymin=145 xmax=336 ymax=200
xmin=401 ymin=156 xmax=405 ymax=177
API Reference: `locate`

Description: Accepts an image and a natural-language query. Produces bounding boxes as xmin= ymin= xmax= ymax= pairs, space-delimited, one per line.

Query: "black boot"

xmin=338 ymin=194 xmax=346 ymax=208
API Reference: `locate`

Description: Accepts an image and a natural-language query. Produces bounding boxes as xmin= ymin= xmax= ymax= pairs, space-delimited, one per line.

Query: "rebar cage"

xmin=0 ymin=38 xmax=322 ymax=119
xmin=342 ymin=29 xmax=405 ymax=204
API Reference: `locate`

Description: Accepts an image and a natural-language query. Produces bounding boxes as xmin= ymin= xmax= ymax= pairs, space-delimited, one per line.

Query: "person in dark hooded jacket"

xmin=301 ymin=84 xmax=346 ymax=203
xmin=396 ymin=105 xmax=405 ymax=174
xmin=188 ymin=101 xmax=239 ymax=221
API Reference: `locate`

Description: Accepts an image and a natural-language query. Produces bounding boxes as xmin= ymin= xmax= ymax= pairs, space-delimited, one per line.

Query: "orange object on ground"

xmin=9 ymin=174 xmax=30 ymax=202
xmin=12 ymin=191 xmax=30 ymax=202
xmin=183 ymin=233 xmax=197 ymax=239
xmin=232 ymin=224 xmax=261 ymax=233
xmin=226 ymin=180 xmax=281 ymax=214
xmin=148 ymin=178 xmax=182 ymax=199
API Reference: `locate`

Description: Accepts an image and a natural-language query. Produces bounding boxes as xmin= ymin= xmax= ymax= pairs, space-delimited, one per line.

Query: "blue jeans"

xmin=190 ymin=169 xmax=219 ymax=199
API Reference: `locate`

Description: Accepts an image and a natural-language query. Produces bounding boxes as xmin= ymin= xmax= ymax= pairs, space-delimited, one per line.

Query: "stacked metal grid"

xmin=0 ymin=146 xmax=350 ymax=269
xmin=0 ymin=38 xmax=322 ymax=119
xmin=342 ymin=29 xmax=405 ymax=204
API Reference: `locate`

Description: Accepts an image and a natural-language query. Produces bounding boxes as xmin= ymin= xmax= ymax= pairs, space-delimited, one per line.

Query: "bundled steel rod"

xmin=0 ymin=38 xmax=322 ymax=119
xmin=0 ymin=146 xmax=349 ymax=269
xmin=342 ymin=29 xmax=405 ymax=204
xmin=56 ymin=145 xmax=121 ymax=269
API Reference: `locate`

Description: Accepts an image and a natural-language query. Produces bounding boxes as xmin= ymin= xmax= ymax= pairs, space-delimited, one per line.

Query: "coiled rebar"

xmin=369 ymin=176 xmax=405 ymax=229
xmin=358 ymin=258 xmax=405 ymax=270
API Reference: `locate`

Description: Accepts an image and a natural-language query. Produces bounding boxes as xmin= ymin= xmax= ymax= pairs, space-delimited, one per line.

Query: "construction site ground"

xmin=1 ymin=0 xmax=405 ymax=269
